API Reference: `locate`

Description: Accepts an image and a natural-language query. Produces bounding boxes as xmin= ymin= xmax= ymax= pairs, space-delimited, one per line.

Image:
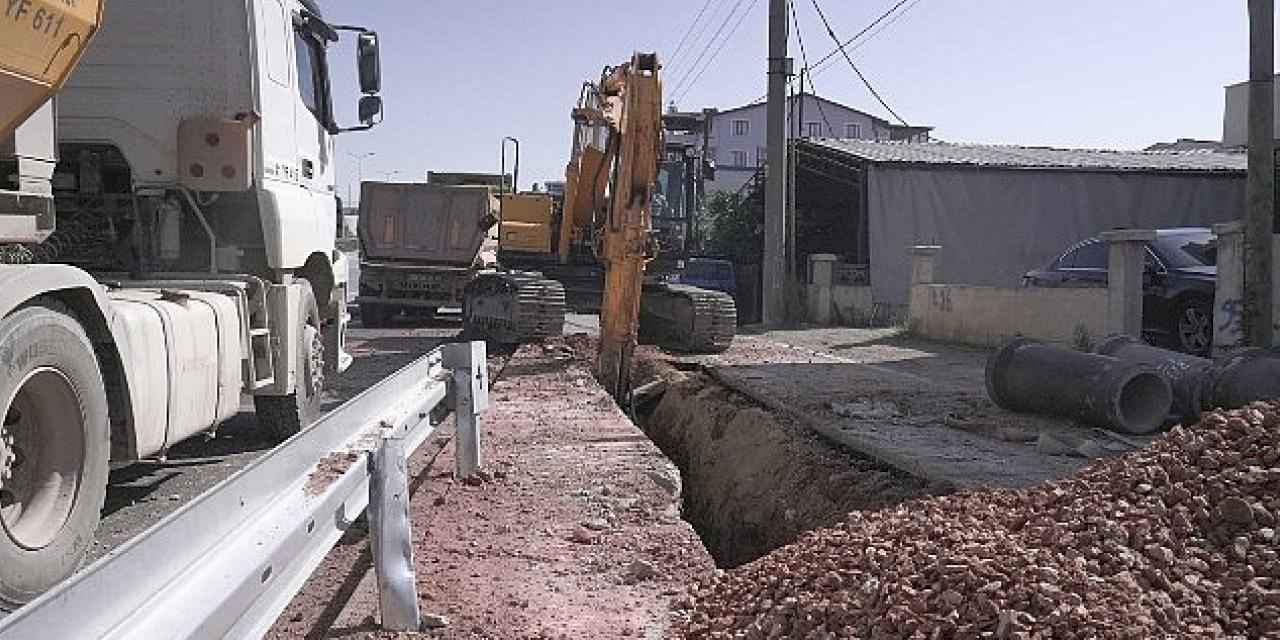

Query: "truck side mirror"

xmin=357 ymin=32 xmax=381 ymax=94
xmin=359 ymin=96 xmax=383 ymax=126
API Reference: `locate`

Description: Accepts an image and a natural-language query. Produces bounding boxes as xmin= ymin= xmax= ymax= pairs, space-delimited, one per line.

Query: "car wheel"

xmin=1175 ymin=297 xmax=1213 ymax=357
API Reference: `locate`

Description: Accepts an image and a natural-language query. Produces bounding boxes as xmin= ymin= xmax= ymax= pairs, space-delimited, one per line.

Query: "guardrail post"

xmin=444 ymin=341 xmax=489 ymax=479
xmin=369 ymin=436 xmax=420 ymax=632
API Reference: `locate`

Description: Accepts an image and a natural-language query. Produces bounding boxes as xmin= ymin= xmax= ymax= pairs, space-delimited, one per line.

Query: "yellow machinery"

xmin=498 ymin=192 xmax=556 ymax=254
xmin=0 ymin=0 xmax=103 ymax=137
xmin=467 ymin=53 xmax=736 ymax=399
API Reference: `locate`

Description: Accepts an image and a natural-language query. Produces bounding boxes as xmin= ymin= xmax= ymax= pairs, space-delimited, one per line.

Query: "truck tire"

xmin=0 ymin=301 xmax=109 ymax=609
xmin=255 ymin=280 xmax=325 ymax=441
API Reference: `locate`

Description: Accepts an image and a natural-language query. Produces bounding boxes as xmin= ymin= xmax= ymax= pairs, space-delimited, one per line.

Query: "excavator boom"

xmin=595 ymin=53 xmax=662 ymax=400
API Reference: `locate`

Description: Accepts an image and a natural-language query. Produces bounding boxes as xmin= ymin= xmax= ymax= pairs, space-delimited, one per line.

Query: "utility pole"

xmin=763 ymin=0 xmax=791 ymax=326
xmin=1246 ymin=0 xmax=1275 ymax=346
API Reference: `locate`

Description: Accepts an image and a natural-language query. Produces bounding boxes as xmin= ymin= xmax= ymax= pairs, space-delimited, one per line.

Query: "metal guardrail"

xmin=0 ymin=340 xmax=489 ymax=639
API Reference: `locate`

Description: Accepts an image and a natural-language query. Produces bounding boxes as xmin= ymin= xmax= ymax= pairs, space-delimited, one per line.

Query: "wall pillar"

xmin=1215 ymin=221 xmax=1247 ymax=355
xmin=907 ymin=245 xmax=941 ymax=325
xmin=808 ymin=254 xmax=838 ymax=325
xmin=1100 ymin=229 xmax=1155 ymax=337
xmin=908 ymin=245 xmax=941 ymax=285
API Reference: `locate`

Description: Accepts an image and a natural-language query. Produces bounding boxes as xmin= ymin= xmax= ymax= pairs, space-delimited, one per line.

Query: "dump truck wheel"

xmin=0 ymin=301 xmax=109 ymax=610
xmin=255 ymin=281 xmax=325 ymax=441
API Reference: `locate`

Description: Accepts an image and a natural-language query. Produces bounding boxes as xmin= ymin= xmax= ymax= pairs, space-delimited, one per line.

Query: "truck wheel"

xmin=360 ymin=302 xmax=391 ymax=328
xmin=0 ymin=301 xmax=109 ymax=609
xmin=255 ymin=281 xmax=325 ymax=441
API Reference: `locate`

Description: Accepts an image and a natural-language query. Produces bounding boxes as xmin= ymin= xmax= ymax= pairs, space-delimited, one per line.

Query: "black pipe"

xmin=1095 ymin=335 xmax=1212 ymax=423
xmin=1211 ymin=348 xmax=1280 ymax=410
xmin=986 ymin=338 xmax=1172 ymax=435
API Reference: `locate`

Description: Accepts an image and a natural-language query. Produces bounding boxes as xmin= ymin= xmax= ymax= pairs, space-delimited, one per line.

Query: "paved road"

xmin=86 ymin=314 xmax=464 ymax=565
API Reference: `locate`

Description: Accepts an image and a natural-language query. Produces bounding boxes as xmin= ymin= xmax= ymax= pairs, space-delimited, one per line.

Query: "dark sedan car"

xmin=1023 ymin=228 xmax=1217 ymax=355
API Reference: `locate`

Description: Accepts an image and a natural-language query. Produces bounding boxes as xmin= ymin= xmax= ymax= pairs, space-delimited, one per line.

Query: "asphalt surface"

xmin=85 ymin=312 xmax=466 ymax=566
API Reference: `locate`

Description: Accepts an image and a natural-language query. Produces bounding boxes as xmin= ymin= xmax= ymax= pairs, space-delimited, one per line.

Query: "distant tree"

xmin=703 ymin=191 xmax=762 ymax=263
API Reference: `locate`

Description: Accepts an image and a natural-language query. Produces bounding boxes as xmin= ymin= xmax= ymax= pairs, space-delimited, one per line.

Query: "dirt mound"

xmin=682 ymin=402 xmax=1280 ymax=639
xmin=646 ymin=374 xmax=941 ymax=568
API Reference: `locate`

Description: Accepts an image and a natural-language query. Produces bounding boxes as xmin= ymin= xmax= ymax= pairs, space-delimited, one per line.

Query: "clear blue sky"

xmin=326 ymin=1 xmax=1261 ymax=202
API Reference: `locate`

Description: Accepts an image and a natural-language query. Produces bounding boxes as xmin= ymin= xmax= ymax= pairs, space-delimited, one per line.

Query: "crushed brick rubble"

xmin=681 ymin=402 xmax=1280 ymax=639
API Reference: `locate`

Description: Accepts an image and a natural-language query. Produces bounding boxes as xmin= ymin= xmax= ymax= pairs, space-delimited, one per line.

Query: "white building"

xmin=699 ymin=93 xmax=932 ymax=194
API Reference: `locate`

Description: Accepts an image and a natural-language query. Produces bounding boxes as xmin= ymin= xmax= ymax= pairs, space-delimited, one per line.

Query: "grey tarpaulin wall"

xmin=866 ymin=166 xmax=1246 ymax=306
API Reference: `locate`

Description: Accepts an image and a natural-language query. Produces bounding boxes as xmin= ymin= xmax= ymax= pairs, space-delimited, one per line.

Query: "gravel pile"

xmin=681 ymin=402 xmax=1280 ymax=639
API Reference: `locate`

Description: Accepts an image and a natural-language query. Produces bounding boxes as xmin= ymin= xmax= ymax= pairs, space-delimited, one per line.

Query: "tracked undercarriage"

xmin=462 ymin=271 xmax=566 ymax=344
xmin=639 ymin=283 xmax=737 ymax=353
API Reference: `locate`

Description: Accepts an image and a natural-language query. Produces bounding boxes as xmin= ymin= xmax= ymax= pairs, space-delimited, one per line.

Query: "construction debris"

xmin=681 ymin=401 xmax=1280 ymax=639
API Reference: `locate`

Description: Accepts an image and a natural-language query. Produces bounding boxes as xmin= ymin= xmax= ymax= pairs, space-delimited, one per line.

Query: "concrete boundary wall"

xmin=909 ymin=284 xmax=1106 ymax=348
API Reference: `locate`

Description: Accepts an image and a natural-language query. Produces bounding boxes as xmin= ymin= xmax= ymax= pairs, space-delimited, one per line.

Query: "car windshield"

xmin=1153 ymin=232 xmax=1216 ymax=269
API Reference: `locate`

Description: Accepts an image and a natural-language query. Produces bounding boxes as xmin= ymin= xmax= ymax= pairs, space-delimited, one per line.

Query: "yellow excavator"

xmin=464 ymin=53 xmax=736 ymax=398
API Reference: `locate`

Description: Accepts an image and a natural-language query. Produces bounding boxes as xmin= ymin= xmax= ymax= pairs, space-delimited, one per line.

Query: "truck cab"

xmin=0 ymin=0 xmax=383 ymax=607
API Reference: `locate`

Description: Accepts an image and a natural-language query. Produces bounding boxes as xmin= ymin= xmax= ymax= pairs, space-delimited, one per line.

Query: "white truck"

xmin=0 ymin=0 xmax=383 ymax=606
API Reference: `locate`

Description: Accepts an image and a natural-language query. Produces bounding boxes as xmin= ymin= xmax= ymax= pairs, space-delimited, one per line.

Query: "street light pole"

xmin=344 ymin=151 xmax=376 ymax=205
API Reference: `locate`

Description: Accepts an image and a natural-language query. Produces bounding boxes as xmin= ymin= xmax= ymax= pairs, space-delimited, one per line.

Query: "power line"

xmin=806 ymin=0 xmax=911 ymax=72
xmin=744 ymin=0 xmax=920 ymax=105
xmin=809 ymin=0 xmax=909 ymax=125
xmin=667 ymin=0 xmax=720 ymax=71
xmin=789 ymin=0 xmax=835 ymax=137
xmin=669 ymin=0 xmax=751 ymax=99
xmin=810 ymin=0 xmax=923 ymax=80
xmin=672 ymin=0 xmax=763 ymax=104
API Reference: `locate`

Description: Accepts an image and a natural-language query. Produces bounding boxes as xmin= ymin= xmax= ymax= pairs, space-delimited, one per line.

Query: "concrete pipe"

xmin=986 ymin=338 xmax=1173 ymax=435
xmin=1094 ymin=335 xmax=1212 ymax=423
xmin=1211 ymin=349 xmax=1280 ymax=410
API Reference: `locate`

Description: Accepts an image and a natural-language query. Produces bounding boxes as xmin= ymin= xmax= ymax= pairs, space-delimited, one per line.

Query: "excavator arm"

xmin=585 ymin=53 xmax=663 ymax=400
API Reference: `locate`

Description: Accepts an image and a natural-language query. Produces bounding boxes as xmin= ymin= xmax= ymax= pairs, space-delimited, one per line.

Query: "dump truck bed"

xmin=358 ymin=182 xmax=497 ymax=267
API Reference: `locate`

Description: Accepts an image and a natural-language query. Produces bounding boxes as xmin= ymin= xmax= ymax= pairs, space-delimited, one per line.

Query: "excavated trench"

xmin=625 ymin=358 xmax=945 ymax=569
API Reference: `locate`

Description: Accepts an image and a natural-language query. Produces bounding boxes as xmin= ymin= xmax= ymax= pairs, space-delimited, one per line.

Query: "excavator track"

xmin=639 ymin=283 xmax=737 ymax=353
xmin=463 ymin=272 xmax=566 ymax=344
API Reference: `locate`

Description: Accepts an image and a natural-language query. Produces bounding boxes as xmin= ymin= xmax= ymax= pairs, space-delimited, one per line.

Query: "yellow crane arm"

xmin=0 ymin=0 xmax=103 ymax=138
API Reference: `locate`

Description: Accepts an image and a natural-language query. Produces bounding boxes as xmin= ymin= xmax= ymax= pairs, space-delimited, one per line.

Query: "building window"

xmin=732 ymin=119 xmax=749 ymax=136
xmin=731 ymin=150 xmax=749 ymax=167
xmin=806 ymin=122 xmax=822 ymax=138
xmin=845 ymin=123 xmax=861 ymax=139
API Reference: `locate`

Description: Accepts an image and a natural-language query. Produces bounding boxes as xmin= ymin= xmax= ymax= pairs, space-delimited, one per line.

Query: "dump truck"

xmin=355 ymin=181 xmax=502 ymax=326
xmin=0 ymin=0 xmax=383 ymax=606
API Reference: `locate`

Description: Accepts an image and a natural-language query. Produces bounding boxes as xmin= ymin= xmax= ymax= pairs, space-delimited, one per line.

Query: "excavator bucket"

xmin=0 ymin=0 xmax=103 ymax=138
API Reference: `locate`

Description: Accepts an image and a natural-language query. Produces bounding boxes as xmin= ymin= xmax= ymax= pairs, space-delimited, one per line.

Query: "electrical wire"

xmin=808 ymin=0 xmax=909 ymax=125
xmin=789 ymin=0 xmax=835 ymax=137
xmin=667 ymin=0 xmax=720 ymax=71
xmin=743 ymin=0 xmax=921 ymax=106
xmin=809 ymin=0 xmax=923 ymax=80
xmin=675 ymin=0 xmax=762 ymax=103
xmin=669 ymin=0 xmax=750 ymax=99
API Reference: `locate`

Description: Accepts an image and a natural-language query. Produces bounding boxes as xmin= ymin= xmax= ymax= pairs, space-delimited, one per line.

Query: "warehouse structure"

xmin=791 ymin=140 xmax=1248 ymax=308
